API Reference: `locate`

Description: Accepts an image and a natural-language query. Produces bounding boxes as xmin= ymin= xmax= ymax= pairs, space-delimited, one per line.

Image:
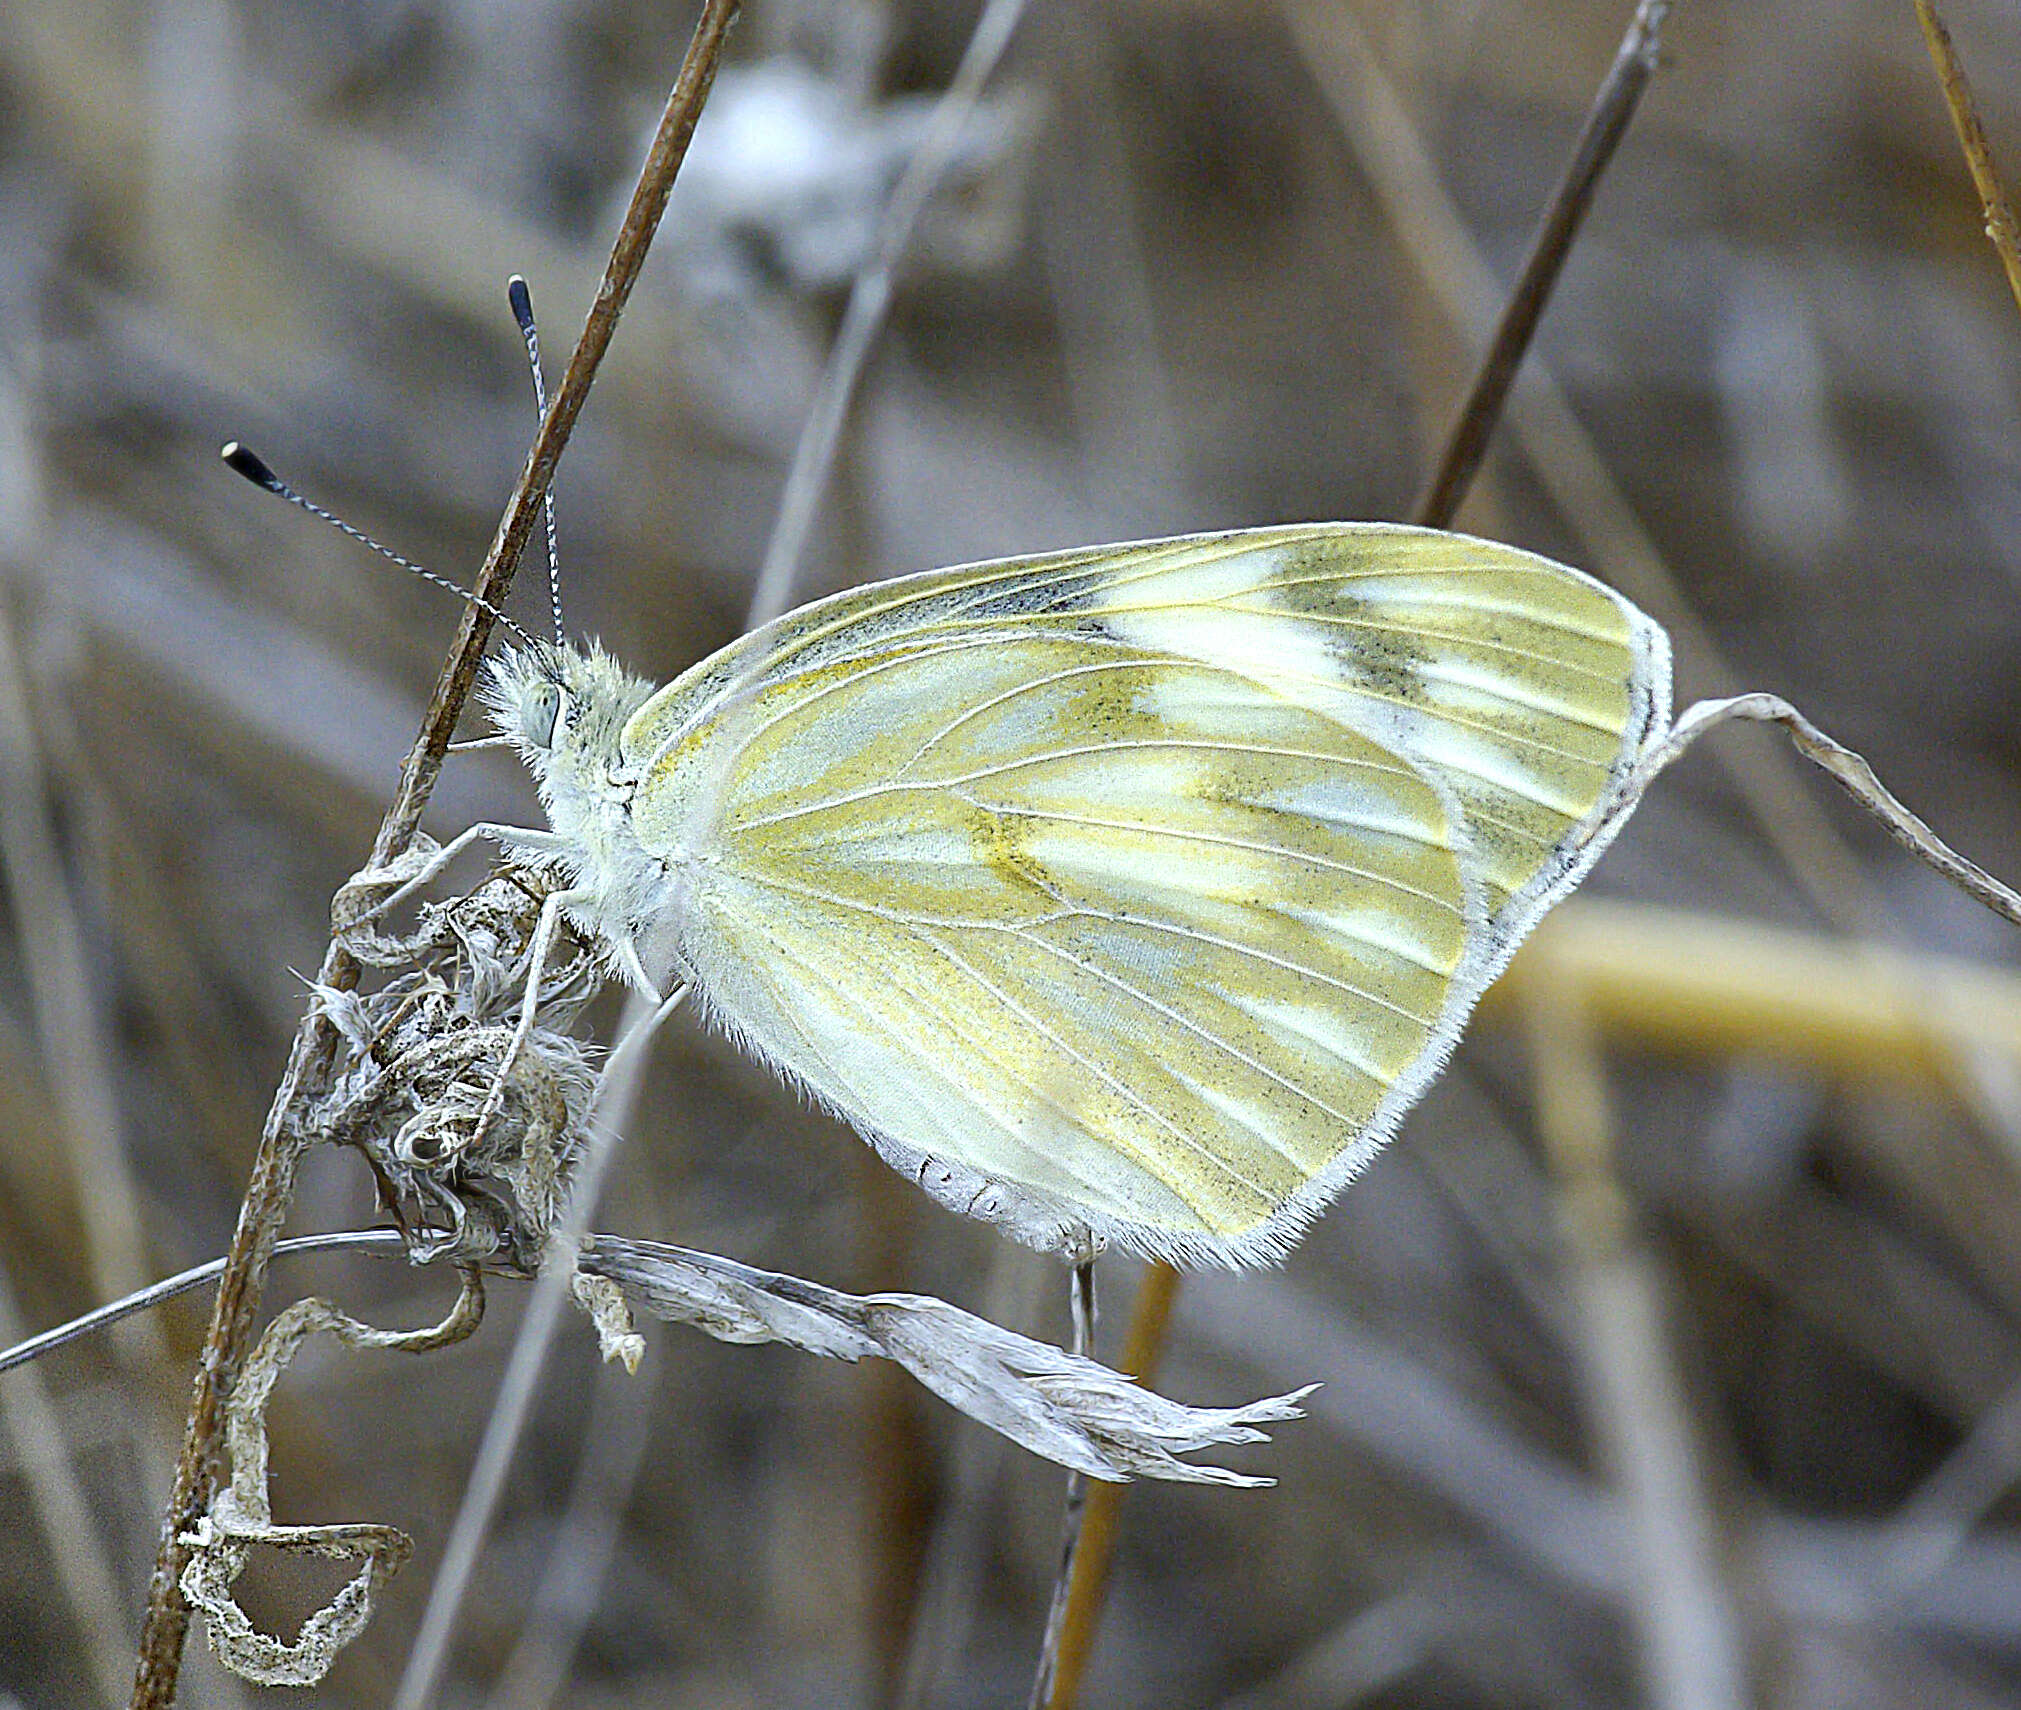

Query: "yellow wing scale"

xmin=626 ymin=523 xmax=1669 ymax=1266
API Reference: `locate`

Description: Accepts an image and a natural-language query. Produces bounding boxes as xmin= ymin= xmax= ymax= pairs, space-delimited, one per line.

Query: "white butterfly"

xmin=474 ymin=521 xmax=1669 ymax=1268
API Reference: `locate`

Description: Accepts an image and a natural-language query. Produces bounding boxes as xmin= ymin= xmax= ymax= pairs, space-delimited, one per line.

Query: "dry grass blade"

xmin=1525 ymin=984 xmax=1750 ymax=1709
xmin=127 ymin=5 xmax=742 ymax=1703
xmin=1491 ymin=898 xmax=2021 ymax=1080
xmin=0 ymin=1260 xmax=132 ymax=1705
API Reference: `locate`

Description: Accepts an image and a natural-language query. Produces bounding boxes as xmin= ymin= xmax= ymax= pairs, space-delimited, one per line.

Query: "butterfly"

xmin=480 ymin=521 xmax=1671 ymax=1268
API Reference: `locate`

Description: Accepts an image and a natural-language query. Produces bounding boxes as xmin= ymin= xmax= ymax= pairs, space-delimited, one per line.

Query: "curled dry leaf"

xmin=581 ymin=1235 xmax=1315 ymax=1485
xmin=180 ymin=1277 xmax=485 ymax=1686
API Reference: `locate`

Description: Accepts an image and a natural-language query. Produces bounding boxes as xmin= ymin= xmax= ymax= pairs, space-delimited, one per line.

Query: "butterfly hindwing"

xmin=621 ymin=524 xmax=1670 ymax=1265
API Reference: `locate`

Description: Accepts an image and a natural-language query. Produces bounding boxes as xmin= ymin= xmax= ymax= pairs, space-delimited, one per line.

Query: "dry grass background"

xmin=3 ymin=0 xmax=2021 ymax=1705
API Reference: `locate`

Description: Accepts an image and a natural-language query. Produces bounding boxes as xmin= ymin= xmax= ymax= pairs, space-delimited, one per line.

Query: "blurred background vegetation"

xmin=3 ymin=0 xmax=2021 ymax=1705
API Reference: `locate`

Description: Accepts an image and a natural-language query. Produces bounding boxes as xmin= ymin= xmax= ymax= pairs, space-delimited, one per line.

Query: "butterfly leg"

xmin=470 ymin=882 xmax=596 ymax=1148
xmin=336 ymin=822 xmax=569 ymax=935
xmin=610 ymin=933 xmax=660 ymax=997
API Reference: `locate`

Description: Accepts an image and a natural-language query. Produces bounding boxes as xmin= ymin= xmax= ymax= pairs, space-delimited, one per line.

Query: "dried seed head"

xmin=310 ymin=872 xmax=603 ymax=1270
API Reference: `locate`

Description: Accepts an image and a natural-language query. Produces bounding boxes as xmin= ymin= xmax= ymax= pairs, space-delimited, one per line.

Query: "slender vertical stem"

xmin=746 ymin=0 xmax=1029 ymax=630
xmin=1027 ymin=1258 xmax=1097 ymax=1710
xmin=1043 ymin=1261 xmax=1177 ymax=1709
xmin=1039 ymin=3 xmax=1681 ymax=1701
xmin=1410 ymin=0 xmax=1672 ymax=529
xmin=126 ymin=6 xmax=741 ymax=1703
xmin=1911 ymin=0 xmax=2021 ymax=319
xmin=1526 ymin=980 xmax=1750 ymax=1710
xmin=390 ymin=988 xmax=688 ymax=1710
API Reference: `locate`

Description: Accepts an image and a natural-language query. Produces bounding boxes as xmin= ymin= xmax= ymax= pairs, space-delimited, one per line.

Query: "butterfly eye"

xmin=524 ymin=682 xmax=563 ymax=749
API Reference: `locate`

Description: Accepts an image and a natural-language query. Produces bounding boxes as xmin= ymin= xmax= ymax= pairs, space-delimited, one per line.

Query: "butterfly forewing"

xmin=624 ymin=524 xmax=1668 ymax=1265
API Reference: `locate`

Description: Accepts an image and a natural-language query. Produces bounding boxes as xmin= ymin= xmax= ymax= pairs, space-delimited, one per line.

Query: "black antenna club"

xmin=221 ymin=441 xmax=285 ymax=494
xmin=508 ymin=274 xmax=567 ymax=643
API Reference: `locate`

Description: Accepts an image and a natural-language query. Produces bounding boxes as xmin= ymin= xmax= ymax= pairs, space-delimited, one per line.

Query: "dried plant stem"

xmin=383 ymin=0 xmax=741 ymax=861
xmin=1028 ymin=1257 xmax=1097 ymax=1710
xmin=1411 ymin=0 xmax=1671 ymax=529
xmin=1044 ymin=1261 xmax=1177 ymax=1708
xmin=1619 ymin=695 xmax=2021 ymax=930
xmin=1040 ymin=6 xmax=1677 ymax=1701
xmin=1525 ymin=985 xmax=1750 ymax=1710
xmin=391 ymin=985 xmax=690 ymax=1710
xmin=747 ymin=0 xmax=1030 ymax=630
xmin=480 ymin=1347 xmax=660 ymax=1710
xmin=127 ymin=6 xmax=740 ymax=1703
xmin=1912 ymin=0 xmax=2021 ymax=319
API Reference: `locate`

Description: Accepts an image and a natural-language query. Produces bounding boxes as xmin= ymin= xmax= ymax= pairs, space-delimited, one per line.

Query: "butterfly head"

xmin=483 ymin=640 xmax=657 ymax=814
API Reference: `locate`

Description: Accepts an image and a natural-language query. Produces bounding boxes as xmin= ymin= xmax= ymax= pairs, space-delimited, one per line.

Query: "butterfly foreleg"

xmin=470 ymin=882 xmax=602 ymax=1149
xmin=333 ymin=823 xmax=570 ymax=942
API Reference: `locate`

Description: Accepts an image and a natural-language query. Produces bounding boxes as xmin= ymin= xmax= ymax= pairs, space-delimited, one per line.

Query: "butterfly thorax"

xmin=484 ymin=640 xmax=676 ymax=989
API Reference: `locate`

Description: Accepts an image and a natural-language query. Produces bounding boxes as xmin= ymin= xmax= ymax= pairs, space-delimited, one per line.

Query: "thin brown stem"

xmin=1028 ymin=1257 xmax=1097 ymax=1710
xmin=1618 ymin=693 xmax=2021 ymax=931
xmin=1044 ymin=1261 xmax=1177 ymax=1709
xmin=1038 ymin=7 xmax=1680 ymax=1702
xmin=1525 ymin=985 xmax=1751 ymax=1707
xmin=1912 ymin=0 xmax=2021 ymax=320
xmin=126 ymin=5 xmax=741 ymax=1703
xmin=378 ymin=0 xmax=742 ymax=869
xmin=1411 ymin=0 xmax=1672 ymax=528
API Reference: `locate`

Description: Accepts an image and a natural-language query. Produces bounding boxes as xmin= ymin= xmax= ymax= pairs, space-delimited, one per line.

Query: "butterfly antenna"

xmin=508 ymin=275 xmax=566 ymax=643
xmin=220 ymin=441 xmax=535 ymax=646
